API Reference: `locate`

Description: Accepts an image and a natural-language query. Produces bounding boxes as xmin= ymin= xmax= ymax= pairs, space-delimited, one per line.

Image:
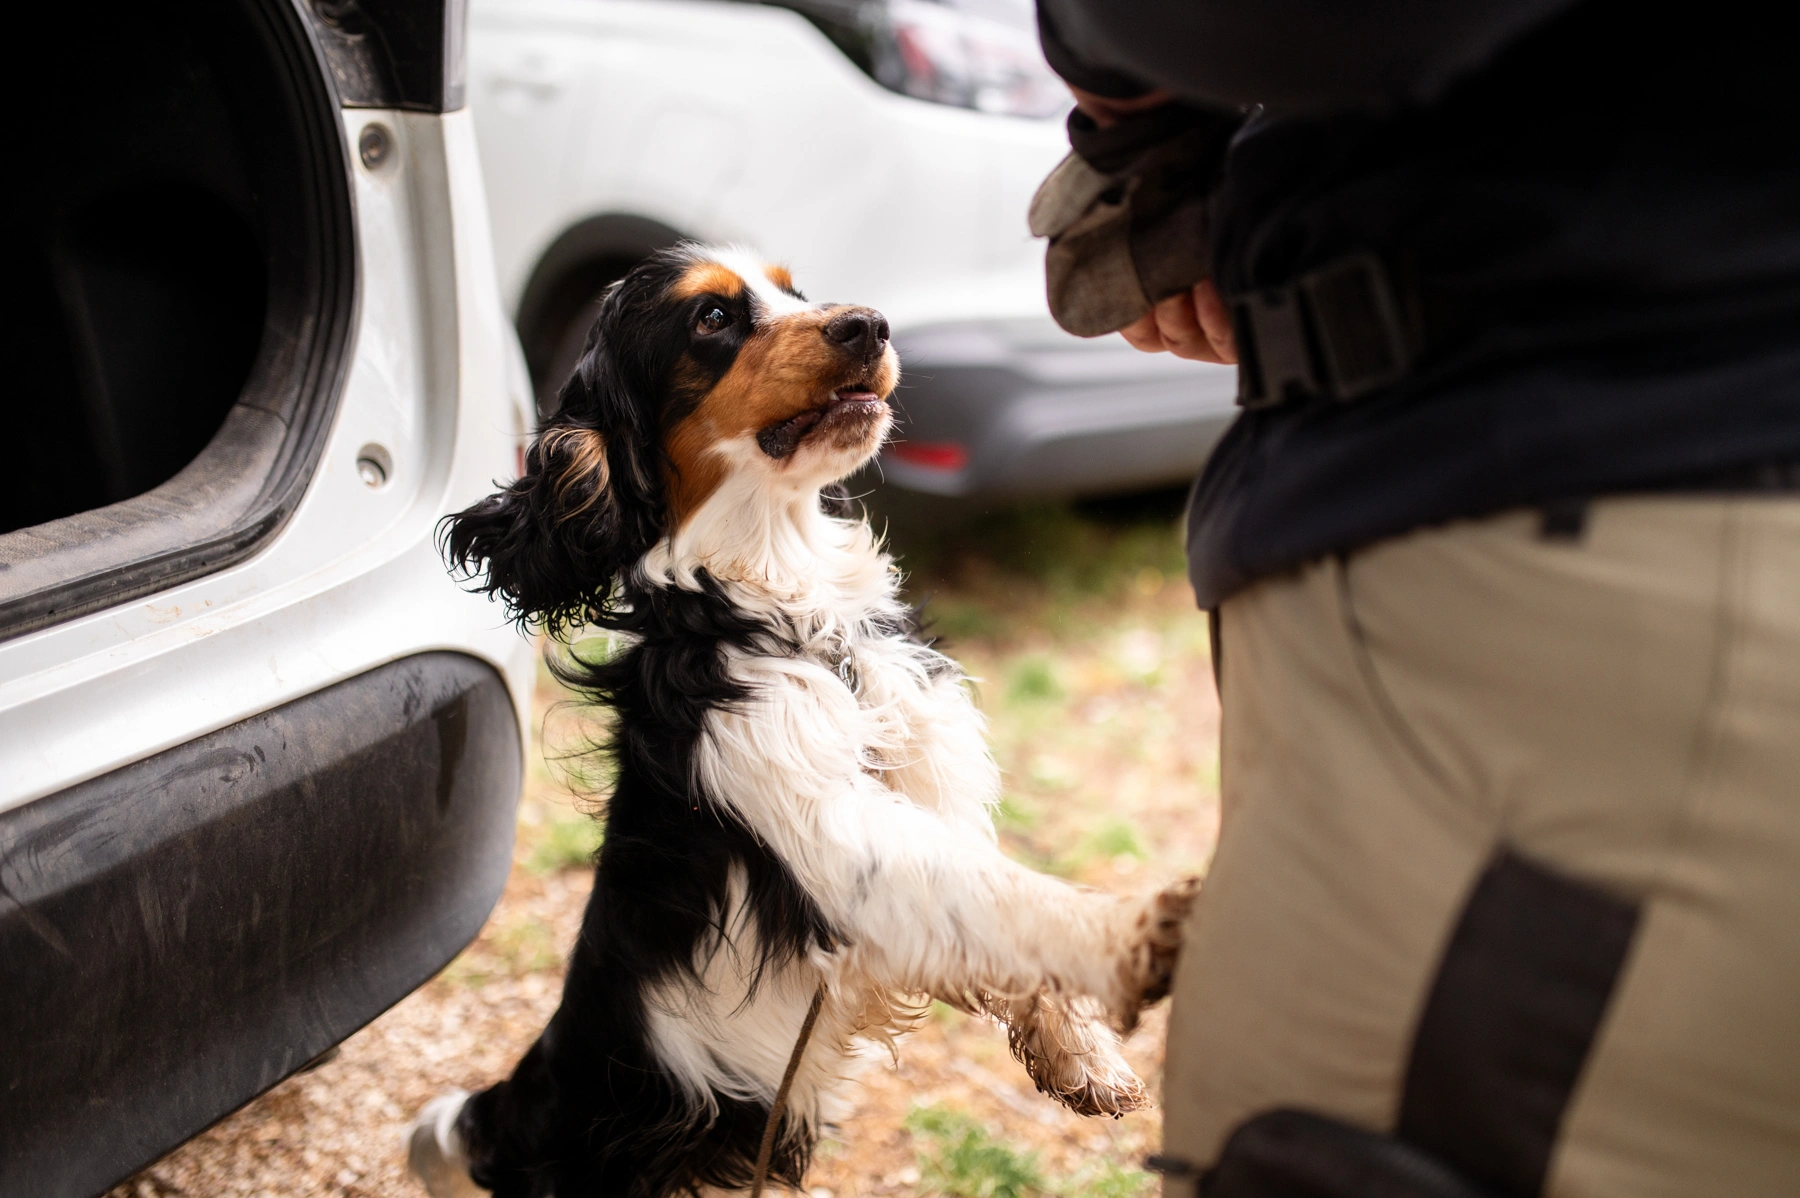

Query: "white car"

xmin=470 ymin=0 xmax=1237 ymax=498
xmin=0 ymin=3 xmax=532 ymax=1193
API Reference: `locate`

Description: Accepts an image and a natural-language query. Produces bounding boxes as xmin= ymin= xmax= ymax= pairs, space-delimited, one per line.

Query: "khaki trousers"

xmin=1163 ymin=497 xmax=1800 ymax=1195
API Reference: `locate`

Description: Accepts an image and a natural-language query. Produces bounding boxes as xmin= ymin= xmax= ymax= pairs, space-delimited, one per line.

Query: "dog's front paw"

xmin=988 ymin=993 xmax=1148 ymax=1118
xmin=1113 ymin=875 xmax=1201 ymax=1031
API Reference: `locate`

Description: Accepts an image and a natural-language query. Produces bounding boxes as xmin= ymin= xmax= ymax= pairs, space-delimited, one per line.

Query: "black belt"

xmin=1230 ymin=253 xmax=1420 ymax=408
xmin=1231 ymin=257 xmax=1800 ymax=411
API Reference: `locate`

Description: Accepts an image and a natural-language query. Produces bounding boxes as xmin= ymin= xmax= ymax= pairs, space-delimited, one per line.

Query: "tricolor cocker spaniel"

xmin=408 ymin=246 xmax=1198 ymax=1198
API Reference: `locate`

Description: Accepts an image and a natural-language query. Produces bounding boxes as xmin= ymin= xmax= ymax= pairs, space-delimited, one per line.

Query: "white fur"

xmin=642 ymin=874 xmax=833 ymax=1109
xmin=642 ymin=422 xmax=1162 ymax=1126
xmin=713 ymin=245 xmax=814 ymax=318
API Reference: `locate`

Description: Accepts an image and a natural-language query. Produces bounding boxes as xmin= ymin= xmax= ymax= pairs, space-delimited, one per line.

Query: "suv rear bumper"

xmin=0 ymin=652 xmax=521 ymax=1198
xmin=881 ymin=319 xmax=1240 ymax=497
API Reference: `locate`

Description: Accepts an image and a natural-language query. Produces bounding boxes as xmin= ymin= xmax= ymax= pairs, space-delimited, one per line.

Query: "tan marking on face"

xmin=669 ymin=261 xmax=746 ymax=302
xmin=663 ymin=308 xmax=898 ymax=528
xmin=662 ymin=358 xmax=734 ymax=527
xmin=764 ymin=263 xmax=796 ymax=294
xmin=540 ymin=425 xmax=609 ymax=517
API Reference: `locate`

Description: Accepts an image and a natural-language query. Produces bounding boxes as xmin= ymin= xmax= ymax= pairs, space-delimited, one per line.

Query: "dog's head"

xmin=443 ymin=245 xmax=899 ymax=631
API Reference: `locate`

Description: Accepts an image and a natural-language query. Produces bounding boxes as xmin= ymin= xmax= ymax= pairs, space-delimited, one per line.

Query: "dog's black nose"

xmin=823 ymin=307 xmax=889 ymax=356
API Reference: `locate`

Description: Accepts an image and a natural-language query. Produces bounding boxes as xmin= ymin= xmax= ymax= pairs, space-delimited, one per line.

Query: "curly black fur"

xmin=440 ymin=246 xmax=738 ymax=638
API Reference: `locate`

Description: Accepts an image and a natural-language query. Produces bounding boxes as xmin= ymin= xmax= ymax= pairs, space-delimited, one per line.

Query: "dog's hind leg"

xmin=407 ymin=1090 xmax=485 ymax=1198
xmin=409 ymin=1033 xmax=559 ymax=1198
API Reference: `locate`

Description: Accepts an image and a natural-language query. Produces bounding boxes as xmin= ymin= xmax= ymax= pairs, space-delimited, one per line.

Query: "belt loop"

xmin=1145 ymin=1153 xmax=1202 ymax=1198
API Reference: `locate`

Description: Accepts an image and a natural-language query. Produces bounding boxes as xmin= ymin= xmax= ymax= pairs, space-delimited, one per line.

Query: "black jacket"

xmin=1042 ymin=0 xmax=1800 ymax=606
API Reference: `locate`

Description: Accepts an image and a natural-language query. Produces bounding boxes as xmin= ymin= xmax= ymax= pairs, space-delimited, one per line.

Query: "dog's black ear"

xmin=441 ymin=337 xmax=664 ymax=634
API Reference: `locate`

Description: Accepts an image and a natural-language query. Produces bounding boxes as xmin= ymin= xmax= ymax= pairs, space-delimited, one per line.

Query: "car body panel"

xmin=885 ymin=319 xmax=1238 ymax=497
xmin=468 ymin=0 xmax=1239 ymax=497
xmin=2 ymin=10 xmax=537 ymax=1191
xmin=0 ymin=109 xmax=536 ymax=817
xmin=472 ymin=0 xmax=1061 ymax=329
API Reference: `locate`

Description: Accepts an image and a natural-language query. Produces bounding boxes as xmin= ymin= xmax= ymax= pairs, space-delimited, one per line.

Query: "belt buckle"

xmin=1300 ymin=253 xmax=1415 ymax=401
xmin=1232 ymin=253 xmax=1417 ymax=408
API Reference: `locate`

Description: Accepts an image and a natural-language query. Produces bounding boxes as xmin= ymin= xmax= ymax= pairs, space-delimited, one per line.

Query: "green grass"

xmin=1083 ymin=816 xmax=1146 ymax=862
xmin=527 ymin=811 xmax=603 ymax=874
xmin=944 ymin=497 xmax=1185 ymax=597
xmin=443 ymin=914 xmax=562 ymax=986
xmin=1035 ymin=816 xmax=1146 ymax=879
xmin=993 ymin=794 xmax=1041 ymax=834
xmin=493 ymin=917 xmax=562 ymax=973
xmin=927 ymin=597 xmax=1011 ymax=642
xmin=1060 ymin=1162 xmax=1156 ymax=1198
xmin=906 ymin=1104 xmax=1156 ymax=1198
xmin=1005 ymin=656 xmax=1064 ymax=704
xmin=907 ymin=1105 xmax=1046 ymax=1198
xmin=879 ymin=488 xmax=1192 ymax=648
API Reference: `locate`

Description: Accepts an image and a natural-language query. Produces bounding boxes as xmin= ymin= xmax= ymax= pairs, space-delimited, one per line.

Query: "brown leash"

xmin=749 ymin=984 xmax=826 ymax=1198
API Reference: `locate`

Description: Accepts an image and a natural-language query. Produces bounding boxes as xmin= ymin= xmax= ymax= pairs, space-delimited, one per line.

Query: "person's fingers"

xmin=1153 ymin=291 xmax=1203 ymax=347
xmin=1119 ymin=287 xmax=1237 ymax=364
xmin=1118 ymin=311 xmax=1168 ymax=353
xmin=1153 ymin=291 xmax=1230 ymax=363
xmin=1193 ymin=280 xmax=1238 ymax=365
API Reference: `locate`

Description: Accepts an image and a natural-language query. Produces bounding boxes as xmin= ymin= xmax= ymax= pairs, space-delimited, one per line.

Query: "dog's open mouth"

xmin=756 ymin=384 xmax=887 ymax=459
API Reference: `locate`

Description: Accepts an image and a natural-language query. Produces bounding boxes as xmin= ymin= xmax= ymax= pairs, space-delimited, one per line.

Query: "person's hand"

xmin=1061 ymin=88 xmax=1236 ymax=363
xmin=1119 ymin=280 xmax=1237 ymax=364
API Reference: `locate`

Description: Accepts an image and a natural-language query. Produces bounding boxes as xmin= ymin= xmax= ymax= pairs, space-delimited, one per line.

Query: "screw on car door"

xmin=359 ymin=123 xmax=392 ymax=170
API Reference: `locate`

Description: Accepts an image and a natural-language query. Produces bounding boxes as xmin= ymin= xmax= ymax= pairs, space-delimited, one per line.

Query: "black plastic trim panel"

xmin=0 ymin=652 xmax=522 ymax=1198
xmin=306 ymin=0 xmax=469 ymax=110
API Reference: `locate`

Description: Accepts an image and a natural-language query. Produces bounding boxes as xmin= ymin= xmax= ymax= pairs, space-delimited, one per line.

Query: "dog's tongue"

xmin=833 ymin=387 xmax=879 ymax=402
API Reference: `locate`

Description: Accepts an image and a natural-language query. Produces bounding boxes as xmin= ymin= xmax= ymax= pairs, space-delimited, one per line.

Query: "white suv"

xmin=470 ymin=0 xmax=1238 ymax=498
xmin=0 ymin=3 xmax=532 ymax=1193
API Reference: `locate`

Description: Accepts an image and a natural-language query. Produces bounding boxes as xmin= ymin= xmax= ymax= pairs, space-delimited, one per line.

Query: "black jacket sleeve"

xmin=1037 ymin=0 xmax=1581 ymax=115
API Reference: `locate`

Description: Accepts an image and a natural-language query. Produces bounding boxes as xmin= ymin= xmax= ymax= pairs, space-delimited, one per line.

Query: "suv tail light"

xmin=888 ymin=441 xmax=970 ymax=471
xmin=778 ymin=0 xmax=1069 ymax=119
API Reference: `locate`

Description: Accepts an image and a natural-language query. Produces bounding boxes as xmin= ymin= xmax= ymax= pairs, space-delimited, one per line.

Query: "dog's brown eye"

xmin=697 ymin=306 xmax=731 ymax=334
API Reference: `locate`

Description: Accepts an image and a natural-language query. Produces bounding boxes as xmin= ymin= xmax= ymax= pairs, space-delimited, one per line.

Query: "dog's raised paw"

xmin=1050 ymin=1061 xmax=1149 ymax=1118
xmin=1114 ymin=875 xmax=1201 ymax=1030
xmin=988 ymin=993 xmax=1150 ymax=1118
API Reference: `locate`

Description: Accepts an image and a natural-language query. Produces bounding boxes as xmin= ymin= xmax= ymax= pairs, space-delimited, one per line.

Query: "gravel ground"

xmin=109 ymin=498 xmax=1220 ymax=1198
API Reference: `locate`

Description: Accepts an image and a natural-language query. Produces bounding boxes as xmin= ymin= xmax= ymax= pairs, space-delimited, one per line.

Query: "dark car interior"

xmin=9 ymin=6 xmax=273 ymax=535
xmin=0 ymin=0 xmax=353 ymax=639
